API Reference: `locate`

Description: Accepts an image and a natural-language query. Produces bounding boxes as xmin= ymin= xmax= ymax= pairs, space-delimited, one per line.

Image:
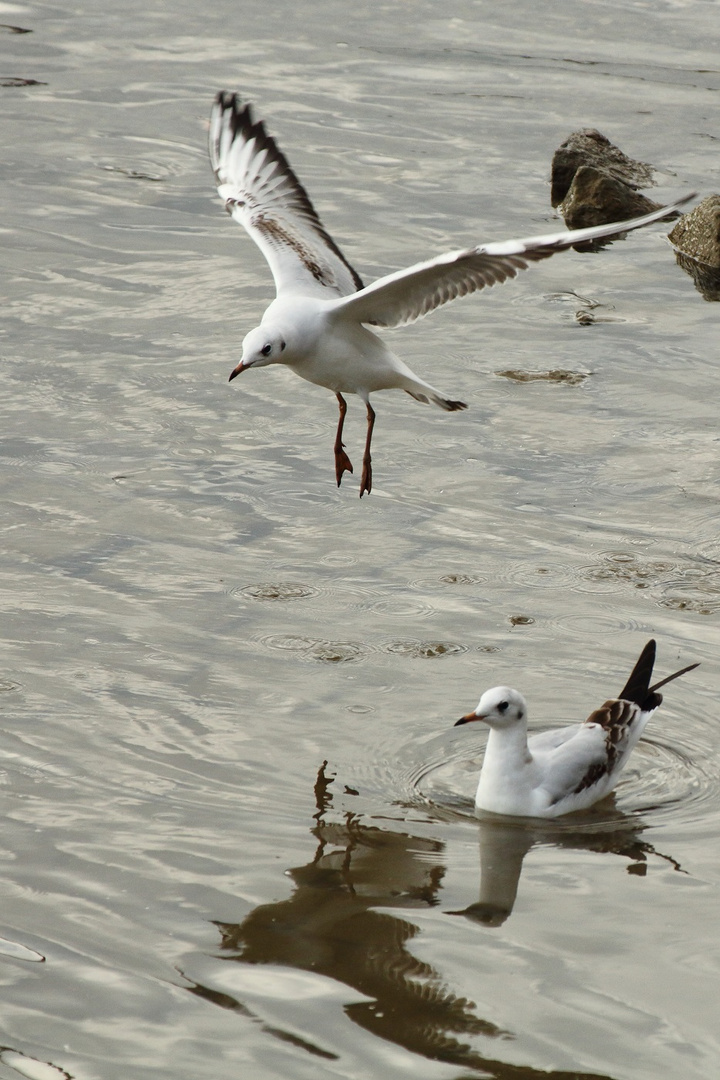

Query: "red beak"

xmin=229 ymin=361 xmax=247 ymax=382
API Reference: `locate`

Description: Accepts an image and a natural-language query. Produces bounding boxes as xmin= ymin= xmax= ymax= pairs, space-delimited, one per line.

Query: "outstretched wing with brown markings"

xmin=209 ymin=92 xmax=363 ymax=301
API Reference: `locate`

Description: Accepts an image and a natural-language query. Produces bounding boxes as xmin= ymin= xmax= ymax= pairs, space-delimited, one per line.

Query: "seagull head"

xmin=455 ymin=686 xmax=527 ymax=729
xmin=229 ymin=326 xmax=287 ymax=381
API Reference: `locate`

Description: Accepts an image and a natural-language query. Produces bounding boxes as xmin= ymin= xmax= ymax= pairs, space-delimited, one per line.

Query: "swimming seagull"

xmin=209 ymin=92 xmax=694 ymax=496
xmin=454 ymin=640 xmax=698 ymax=817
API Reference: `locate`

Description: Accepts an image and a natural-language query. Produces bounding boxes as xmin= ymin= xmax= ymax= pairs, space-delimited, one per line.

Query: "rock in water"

xmin=551 ymin=128 xmax=655 ymax=206
xmin=669 ymin=195 xmax=720 ymax=300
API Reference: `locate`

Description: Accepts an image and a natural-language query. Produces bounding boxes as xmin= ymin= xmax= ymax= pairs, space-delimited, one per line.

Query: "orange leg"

xmin=359 ymin=400 xmax=375 ymax=498
xmin=334 ymin=393 xmax=354 ymax=487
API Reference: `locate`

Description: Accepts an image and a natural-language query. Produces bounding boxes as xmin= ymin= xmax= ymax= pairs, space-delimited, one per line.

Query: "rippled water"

xmin=2 ymin=2 xmax=720 ymax=1078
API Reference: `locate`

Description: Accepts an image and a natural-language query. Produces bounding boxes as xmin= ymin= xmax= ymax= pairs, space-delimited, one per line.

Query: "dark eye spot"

xmin=498 ymin=701 xmax=509 ymax=713
xmin=261 ymin=343 xmax=272 ymax=357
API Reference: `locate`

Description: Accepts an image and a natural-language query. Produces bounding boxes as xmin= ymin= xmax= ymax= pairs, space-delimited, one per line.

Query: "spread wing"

xmin=209 ymin=92 xmax=363 ymax=301
xmin=331 ymin=194 xmax=694 ymax=329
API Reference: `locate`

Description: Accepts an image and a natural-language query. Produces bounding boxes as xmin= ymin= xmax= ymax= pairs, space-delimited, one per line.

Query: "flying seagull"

xmin=209 ymin=91 xmax=693 ymax=496
xmin=454 ymin=639 xmax=698 ymax=817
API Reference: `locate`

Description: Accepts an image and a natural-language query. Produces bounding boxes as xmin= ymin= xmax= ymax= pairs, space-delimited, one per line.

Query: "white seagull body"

xmin=209 ymin=91 xmax=694 ymax=495
xmin=454 ymin=640 xmax=698 ymax=818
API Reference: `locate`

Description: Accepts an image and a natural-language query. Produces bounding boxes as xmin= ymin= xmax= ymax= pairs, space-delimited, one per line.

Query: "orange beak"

xmin=228 ymin=361 xmax=247 ymax=382
xmin=455 ymin=711 xmax=485 ymax=727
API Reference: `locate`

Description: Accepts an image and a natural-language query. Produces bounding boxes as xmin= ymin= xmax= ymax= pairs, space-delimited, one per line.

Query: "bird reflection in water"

xmin=453 ymin=806 xmax=686 ymax=928
xmin=185 ymin=763 xmax=629 ymax=1078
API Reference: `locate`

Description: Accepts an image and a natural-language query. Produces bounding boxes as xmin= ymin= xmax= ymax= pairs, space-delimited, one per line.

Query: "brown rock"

xmin=669 ymin=195 xmax=720 ymax=265
xmin=560 ymin=165 xmax=663 ymax=235
xmin=551 ymin=129 xmax=655 ymax=207
xmin=669 ymin=195 xmax=720 ymax=300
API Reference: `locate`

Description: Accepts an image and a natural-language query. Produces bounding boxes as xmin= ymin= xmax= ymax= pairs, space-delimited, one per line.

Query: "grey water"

xmin=1 ymin=2 xmax=720 ymax=1078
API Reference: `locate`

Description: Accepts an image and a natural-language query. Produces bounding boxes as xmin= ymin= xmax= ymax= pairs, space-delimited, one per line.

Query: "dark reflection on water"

xmin=452 ymin=813 xmax=685 ymax=928
xmin=187 ymin=766 xmax=619 ymax=1079
xmin=673 ymin=250 xmax=720 ymax=302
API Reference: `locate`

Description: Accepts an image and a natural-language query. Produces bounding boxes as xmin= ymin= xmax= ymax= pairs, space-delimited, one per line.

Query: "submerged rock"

xmin=551 ymin=128 xmax=655 ymax=207
xmin=496 ymin=369 xmax=589 ymax=385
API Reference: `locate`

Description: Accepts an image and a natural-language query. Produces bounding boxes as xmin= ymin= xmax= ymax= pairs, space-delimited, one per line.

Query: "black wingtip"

xmin=648 ymin=661 xmax=700 ymax=697
xmin=618 ymin=639 xmax=656 ymax=706
xmin=619 ymin=639 xmax=698 ymax=711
